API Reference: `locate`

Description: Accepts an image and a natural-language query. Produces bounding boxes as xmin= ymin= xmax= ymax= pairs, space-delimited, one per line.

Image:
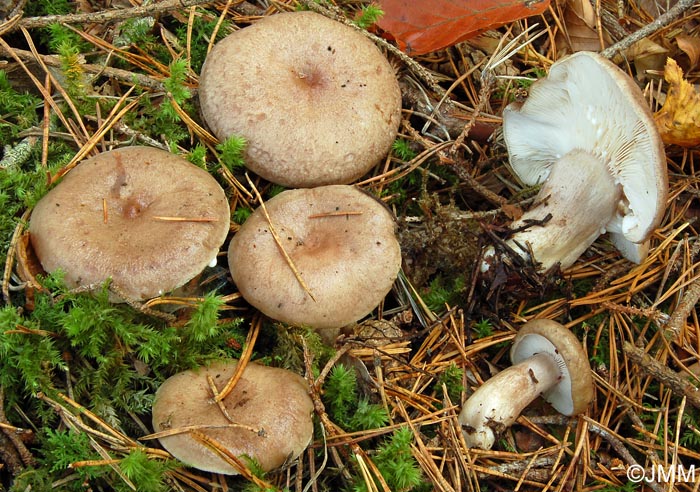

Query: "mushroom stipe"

xmin=489 ymin=51 xmax=668 ymax=272
xmin=458 ymin=319 xmax=594 ymax=449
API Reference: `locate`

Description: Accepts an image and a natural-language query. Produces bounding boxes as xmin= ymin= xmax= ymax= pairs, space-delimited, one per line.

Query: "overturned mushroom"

xmin=198 ymin=11 xmax=402 ymax=188
xmin=459 ymin=319 xmax=594 ymax=449
xmin=151 ymin=360 xmax=314 ymax=475
xmin=29 ymin=146 xmax=230 ymax=300
xmin=494 ymin=51 xmax=667 ymax=271
xmin=228 ymin=185 xmax=401 ymax=341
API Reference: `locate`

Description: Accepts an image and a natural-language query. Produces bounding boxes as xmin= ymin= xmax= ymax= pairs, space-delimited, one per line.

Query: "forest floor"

xmin=0 ymin=1 xmax=699 ymax=491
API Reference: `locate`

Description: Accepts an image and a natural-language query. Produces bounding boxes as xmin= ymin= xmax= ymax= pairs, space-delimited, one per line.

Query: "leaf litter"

xmin=0 ymin=0 xmax=699 ymax=491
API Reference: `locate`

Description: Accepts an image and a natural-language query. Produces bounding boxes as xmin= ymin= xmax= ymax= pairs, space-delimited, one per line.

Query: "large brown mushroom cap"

xmin=29 ymin=146 xmax=230 ymax=300
xmin=198 ymin=11 xmax=402 ymax=188
xmin=228 ymin=185 xmax=401 ymax=332
xmin=151 ymin=360 xmax=314 ymax=475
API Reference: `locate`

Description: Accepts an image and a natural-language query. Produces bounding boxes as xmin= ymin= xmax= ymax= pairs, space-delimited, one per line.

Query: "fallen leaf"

xmin=554 ymin=0 xmax=606 ymax=54
xmin=615 ymin=38 xmax=667 ymax=80
xmin=376 ymin=0 xmax=551 ymax=55
xmin=654 ymin=57 xmax=700 ymax=147
xmin=676 ymin=34 xmax=700 ymax=67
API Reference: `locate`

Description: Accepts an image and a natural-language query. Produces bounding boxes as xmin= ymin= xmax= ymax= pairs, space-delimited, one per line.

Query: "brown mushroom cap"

xmin=29 ymin=146 xmax=230 ymax=300
xmin=228 ymin=185 xmax=401 ymax=333
xmin=198 ymin=11 xmax=402 ymax=188
xmin=510 ymin=319 xmax=594 ymax=415
xmin=151 ymin=360 xmax=314 ymax=475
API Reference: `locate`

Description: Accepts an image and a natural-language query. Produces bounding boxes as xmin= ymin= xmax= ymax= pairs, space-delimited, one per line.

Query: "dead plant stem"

xmin=622 ymin=342 xmax=700 ymax=409
xmin=213 ymin=314 xmax=260 ymax=402
xmin=667 ymin=275 xmax=700 ymax=337
xmin=600 ymin=0 xmax=698 ymax=58
xmin=13 ymin=0 xmax=219 ymax=31
xmin=190 ymin=430 xmax=280 ymax=490
xmin=245 ymin=174 xmax=316 ymax=302
xmin=0 ymin=45 xmax=164 ymax=90
xmin=1 ymin=209 xmax=31 ymax=304
xmin=0 ymin=386 xmax=34 ymax=471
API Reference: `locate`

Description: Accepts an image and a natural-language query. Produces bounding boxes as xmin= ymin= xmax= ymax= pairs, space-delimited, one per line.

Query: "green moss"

xmin=175 ymin=14 xmax=231 ymax=73
xmin=232 ymin=206 xmax=252 ymax=224
xmin=435 ymin=363 xmax=464 ymax=402
xmin=216 ymin=134 xmax=247 ymax=171
xmin=353 ymin=4 xmax=384 ymax=30
xmin=0 ymin=72 xmax=41 ymax=140
xmin=353 ymin=427 xmax=424 ymax=492
xmin=119 ymin=448 xmax=174 ymax=492
xmin=422 ymin=275 xmax=467 ymax=313
xmin=391 ymin=138 xmax=417 ymax=161
xmin=125 ymin=60 xmax=193 ymax=144
xmin=324 ymin=363 xmax=388 ymax=432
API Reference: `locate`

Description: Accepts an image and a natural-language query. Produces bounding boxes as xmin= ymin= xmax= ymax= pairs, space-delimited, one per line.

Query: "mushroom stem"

xmin=505 ymin=149 xmax=621 ymax=270
xmin=459 ymin=353 xmax=561 ymax=449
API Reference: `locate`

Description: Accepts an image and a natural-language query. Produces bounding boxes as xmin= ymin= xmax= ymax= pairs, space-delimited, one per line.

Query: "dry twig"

xmin=623 ymin=342 xmax=700 ymax=409
xmin=601 ymin=0 xmax=699 ymax=58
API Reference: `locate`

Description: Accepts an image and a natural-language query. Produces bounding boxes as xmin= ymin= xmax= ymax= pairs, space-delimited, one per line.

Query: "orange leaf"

xmin=376 ymin=0 xmax=551 ymax=55
xmin=654 ymin=58 xmax=700 ymax=147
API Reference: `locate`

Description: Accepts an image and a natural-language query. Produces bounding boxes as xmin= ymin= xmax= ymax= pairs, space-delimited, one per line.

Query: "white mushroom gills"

xmin=498 ymin=51 xmax=668 ymax=271
xmin=458 ymin=319 xmax=593 ymax=450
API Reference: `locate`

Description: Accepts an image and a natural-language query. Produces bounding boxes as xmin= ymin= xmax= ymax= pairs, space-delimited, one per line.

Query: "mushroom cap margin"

xmin=510 ymin=319 xmax=594 ymax=416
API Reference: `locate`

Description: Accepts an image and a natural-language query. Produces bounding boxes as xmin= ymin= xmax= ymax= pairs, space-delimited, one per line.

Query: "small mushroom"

xmin=458 ymin=319 xmax=594 ymax=449
xmin=29 ymin=146 xmax=230 ymax=300
xmin=151 ymin=360 xmax=314 ymax=475
xmin=228 ymin=185 xmax=401 ymax=341
xmin=495 ymin=51 xmax=668 ymax=271
xmin=198 ymin=11 xmax=402 ymax=188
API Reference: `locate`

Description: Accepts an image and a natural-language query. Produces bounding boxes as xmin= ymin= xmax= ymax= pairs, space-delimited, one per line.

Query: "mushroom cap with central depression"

xmin=198 ymin=11 xmax=402 ymax=188
xmin=151 ymin=360 xmax=314 ymax=475
xmin=228 ymin=185 xmax=401 ymax=331
xmin=29 ymin=146 xmax=230 ymax=300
